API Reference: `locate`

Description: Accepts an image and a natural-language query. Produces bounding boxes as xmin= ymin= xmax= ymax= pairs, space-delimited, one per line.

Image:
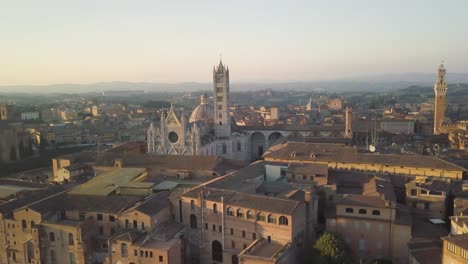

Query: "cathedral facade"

xmin=147 ymin=61 xmax=250 ymax=161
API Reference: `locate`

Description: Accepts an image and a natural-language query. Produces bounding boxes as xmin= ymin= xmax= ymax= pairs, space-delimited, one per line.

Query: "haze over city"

xmin=2 ymin=0 xmax=468 ymax=87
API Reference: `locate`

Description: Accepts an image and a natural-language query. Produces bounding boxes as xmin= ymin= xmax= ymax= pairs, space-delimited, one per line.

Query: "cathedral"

xmin=147 ymin=61 xmax=250 ymax=161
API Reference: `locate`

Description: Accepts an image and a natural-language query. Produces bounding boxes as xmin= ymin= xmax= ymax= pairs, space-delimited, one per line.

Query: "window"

xmin=424 ymin=202 xmax=430 ymax=210
xmin=267 ymin=214 xmax=276 ymax=224
xmin=49 ymin=232 xmax=55 ymax=242
xmin=237 ymin=142 xmax=241 ymax=151
xmin=358 ymin=209 xmax=367 ymax=214
xmin=109 ymin=215 xmax=115 ymax=222
xmin=68 ymin=233 xmax=74 ymax=246
xmin=159 ymin=255 xmax=164 ymax=262
xmin=242 ymin=230 xmax=246 ymax=238
xmin=447 ymin=242 xmax=457 ymax=253
xmin=231 ymin=240 xmax=236 ymax=249
xmin=50 ymin=250 xmax=56 ymax=264
xmin=69 ymin=252 xmax=76 ymax=264
xmin=410 ymin=189 xmax=417 ymax=196
xmin=236 ymin=208 xmax=244 ymax=218
xmin=420 ymin=189 xmax=428 ymax=195
xmin=218 ymin=105 xmax=223 ymax=110
xmin=217 ymin=87 xmax=223 ymax=93
xmin=213 ymin=203 xmax=218 ymax=214
xmin=21 ymin=220 xmax=27 ymax=229
xmin=217 ymin=96 xmax=223 ymax=102
xmin=122 ymin=243 xmax=129 ymax=257
xmin=230 ymin=228 xmax=234 ymax=235
xmin=141 ymin=222 xmax=145 ymax=230
xmin=205 ymin=223 xmax=208 ymax=230
xmin=345 ymin=208 xmax=354 ymax=213
xmin=99 ymin=226 xmax=104 ymax=235
xmin=227 ymin=207 xmax=233 ymax=216
xmin=133 ymin=220 xmax=137 ymax=229
xmin=219 ymin=113 xmax=223 ymax=119
xmin=134 ymin=249 xmax=138 ymax=256
xmin=190 ymin=214 xmax=197 ymax=229
xmin=280 ymin=168 xmax=287 ymax=177
xmin=247 ymin=210 xmax=254 ymax=219
xmin=125 ymin=219 xmax=129 ymax=228
xmin=257 ymin=212 xmax=265 ymax=222
xmin=222 ymin=143 xmax=227 ymax=154
xmin=79 ymin=212 xmax=85 ymax=221
xmin=145 ymin=251 xmax=148 ymax=257
xmin=150 ymin=252 xmax=153 ymax=258
xmin=279 ymin=216 xmax=289 ymax=226
xmin=213 ymin=224 xmax=216 ymax=231
xmin=97 ymin=214 xmax=103 ymax=221
xmin=253 ymin=233 xmax=256 ymax=240
xmin=372 ymin=210 xmax=381 ymax=216
xmin=190 ymin=200 xmax=195 ymax=210
xmin=232 ymin=255 xmax=239 ymax=264
xmin=218 ymin=225 xmax=222 ymax=232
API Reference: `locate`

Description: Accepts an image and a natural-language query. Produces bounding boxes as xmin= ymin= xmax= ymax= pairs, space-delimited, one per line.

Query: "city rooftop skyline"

xmin=1 ymin=0 xmax=468 ymax=86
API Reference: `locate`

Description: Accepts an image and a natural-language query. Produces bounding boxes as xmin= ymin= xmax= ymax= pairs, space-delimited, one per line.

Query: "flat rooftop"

xmin=0 ymin=185 xmax=40 ymax=199
xmin=68 ymin=168 xmax=148 ymax=196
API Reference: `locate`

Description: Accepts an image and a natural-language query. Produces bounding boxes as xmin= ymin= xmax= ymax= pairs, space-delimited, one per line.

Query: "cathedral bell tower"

xmin=433 ymin=64 xmax=448 ymax=135
xmin=213 ymin=60 xmax=231 ymax=138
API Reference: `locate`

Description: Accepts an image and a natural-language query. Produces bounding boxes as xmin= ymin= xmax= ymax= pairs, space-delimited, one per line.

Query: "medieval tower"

xmin=213 ymin=61 xmax=231 ymax=138
xmin=433 ymin=64 xmax=448 ymax=135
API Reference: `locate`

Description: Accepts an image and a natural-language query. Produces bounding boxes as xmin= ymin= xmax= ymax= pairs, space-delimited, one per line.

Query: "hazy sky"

xmin=1 ymin=0 xmax=468 ymax=85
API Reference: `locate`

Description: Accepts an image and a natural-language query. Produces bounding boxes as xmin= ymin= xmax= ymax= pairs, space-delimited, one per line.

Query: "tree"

xmin=313 ymin=232 xmax=352 ymax=264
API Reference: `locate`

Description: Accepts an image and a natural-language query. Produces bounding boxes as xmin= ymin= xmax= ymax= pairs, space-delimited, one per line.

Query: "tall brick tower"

xmin=213 ymin=60 xmax=231 ymax=138
xmin=433 ymin=64 xmax=448 ymax=135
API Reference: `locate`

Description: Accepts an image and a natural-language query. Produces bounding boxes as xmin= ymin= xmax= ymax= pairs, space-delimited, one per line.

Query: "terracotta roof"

xmin=183 ymin=187 xmax=301 ymax=215
xmin=132 ymin=191 xmax=170 ymax=215
xmin=441 ymin=234 xmax=468 ymax=249
xmin=26 ymin=193 xmax=144 ymax=214
xmin=339 ymin=194 xmax=389 ymax=208
xmin=263 ymin=142 xmax=466 ymax=172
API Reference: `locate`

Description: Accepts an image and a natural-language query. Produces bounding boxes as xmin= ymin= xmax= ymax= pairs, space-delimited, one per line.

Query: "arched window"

xmin=236 ymin=208 xmax=244 ymax=218
xmin=49 ymin=232 xmax=55 ymax=242
xmin=190 ymin=214 xmax=197 ymax=229
xmin=190 ymin=200 xmax=195 ymax=210
xmin=232 ymin=254 xmax=239 ymax=264
xmin=267 ymin=214 xmax=276 ymax=224
xmin=279 ymin=216 xmax=288 ymax=226
xmin=212 ymin=240 xmax=223 ymax=262
xmin=121 ymin=243 xmax=128 ymax=257
xmin=227 ymin=207 xmax=233 ymax=216
xmin=222 ymin=143 xmax=227 ymax=154
xmin=213 ymin=203 xmax=218 ymax=214
xmin=257 ymin=212 xmax=265 ymax=222
xmin=247 ymin=210 xmax=253 ymax=219
xmin=68 ymin=233 xmax=74 ymax=246
xmin=22 ymin=220 xmax=27 ymax=229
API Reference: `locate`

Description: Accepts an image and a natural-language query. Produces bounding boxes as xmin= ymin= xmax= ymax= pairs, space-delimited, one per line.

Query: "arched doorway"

xmin=250 ymin=132 xmax=266 ymax=160
xmin=268 ymin=132 xmax=283 ymax=146
xmin=212 ymin=240 xmax=223 ymax=262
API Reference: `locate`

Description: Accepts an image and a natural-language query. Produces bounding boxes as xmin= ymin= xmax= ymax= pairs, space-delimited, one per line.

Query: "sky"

xmin=1 ymin=0 xmax=468 ymax=85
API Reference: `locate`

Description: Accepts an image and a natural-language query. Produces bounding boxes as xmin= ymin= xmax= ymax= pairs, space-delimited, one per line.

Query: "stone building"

xmin=147 ymin=61 xmax=250 ymax=161
xmin=326 ymin=176 xmax=411 ymax=263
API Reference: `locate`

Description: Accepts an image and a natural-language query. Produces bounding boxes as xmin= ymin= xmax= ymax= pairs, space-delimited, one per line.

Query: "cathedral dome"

xmin=189 ymin=92 xmax=214 ymax=123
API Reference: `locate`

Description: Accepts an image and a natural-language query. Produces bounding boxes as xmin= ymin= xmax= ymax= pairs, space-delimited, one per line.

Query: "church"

xmin=147 ymin=60 xmax=250 ymax=161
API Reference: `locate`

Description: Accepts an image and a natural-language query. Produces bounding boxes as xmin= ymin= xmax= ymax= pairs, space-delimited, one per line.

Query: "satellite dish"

xmin=369 ymin=145 xmax=376 ymax=153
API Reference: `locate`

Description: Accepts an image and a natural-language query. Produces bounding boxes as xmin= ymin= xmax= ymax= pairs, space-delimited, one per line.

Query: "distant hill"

xmin=1 ymin=72 xmax=468 ymax=94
